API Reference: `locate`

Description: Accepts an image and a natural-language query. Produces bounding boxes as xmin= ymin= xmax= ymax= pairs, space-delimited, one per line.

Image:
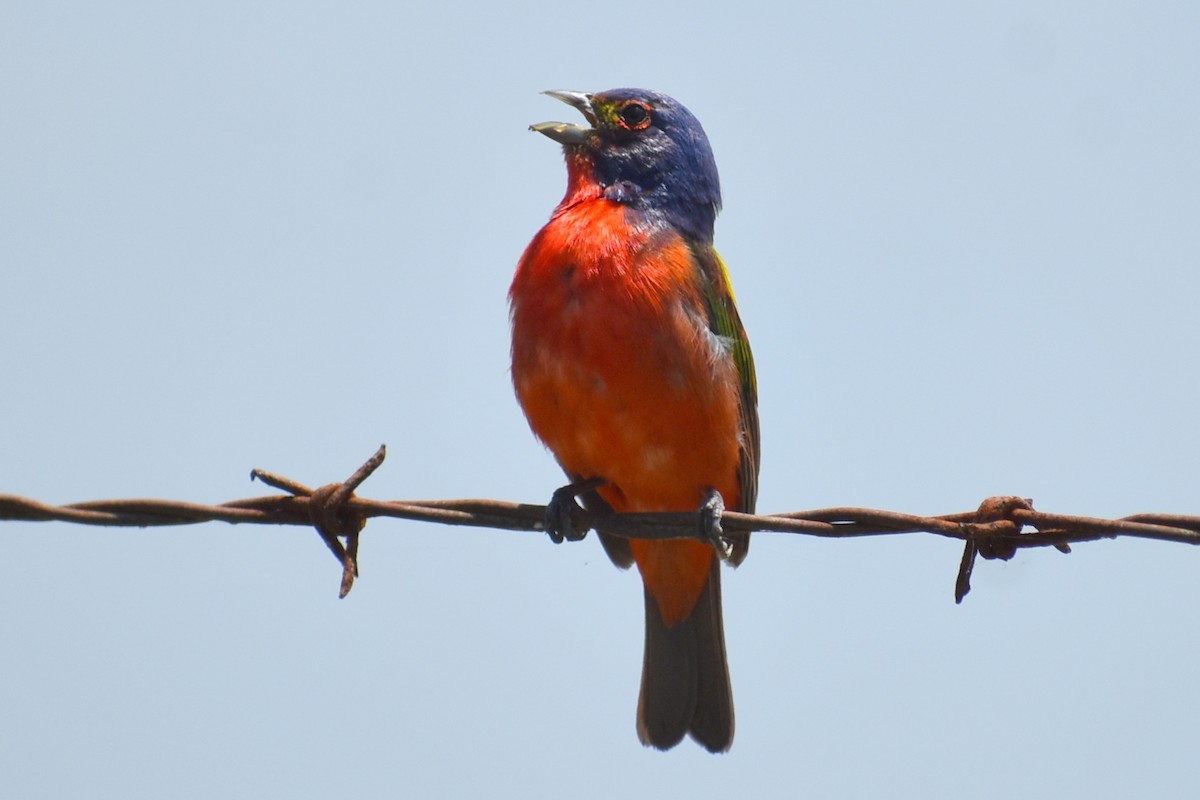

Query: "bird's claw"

xmin=545 ymin=479 xmax=604 ymax=543
xmin=699 ymin=489 xmax=732 ymax=559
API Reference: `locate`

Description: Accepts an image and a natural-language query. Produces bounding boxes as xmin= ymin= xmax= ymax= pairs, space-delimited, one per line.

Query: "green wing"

xmin=694 ymin=245 xmax=760 ymax=565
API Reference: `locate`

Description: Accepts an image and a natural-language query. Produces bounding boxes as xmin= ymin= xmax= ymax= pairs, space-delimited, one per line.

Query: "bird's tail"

xmin=636 ymin=555 xmax=733 ymax=753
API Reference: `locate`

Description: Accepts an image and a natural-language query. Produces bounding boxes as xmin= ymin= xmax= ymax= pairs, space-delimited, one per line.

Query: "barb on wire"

xmin=2 ymin=447 xmax=1199 ymax=603
xmin=249 ymin=444 xmax=387 ymax=598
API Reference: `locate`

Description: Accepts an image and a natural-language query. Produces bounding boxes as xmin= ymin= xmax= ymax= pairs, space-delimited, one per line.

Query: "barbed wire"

xmin=3 ymin=445 xmax=1198 ymax=602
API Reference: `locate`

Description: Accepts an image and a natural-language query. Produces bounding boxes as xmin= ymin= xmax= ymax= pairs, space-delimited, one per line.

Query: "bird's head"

xmin=531 ymin=88 xmax=722 ymax=242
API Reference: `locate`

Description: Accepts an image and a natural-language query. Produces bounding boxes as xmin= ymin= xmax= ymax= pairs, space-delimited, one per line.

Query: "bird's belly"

xmin=512 ymin=289 xmax=743 ymax=514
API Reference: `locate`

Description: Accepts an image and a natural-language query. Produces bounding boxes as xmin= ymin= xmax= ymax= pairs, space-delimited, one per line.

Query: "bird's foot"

xmin=545 ymin=477 xmax=606 ymax=544
xmin=698 ymin=489 xmax=732 ymax=559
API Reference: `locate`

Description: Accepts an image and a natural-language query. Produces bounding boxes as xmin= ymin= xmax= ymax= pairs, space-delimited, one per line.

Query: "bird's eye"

xmin=617 ymin=101 xmax=652 ymax=130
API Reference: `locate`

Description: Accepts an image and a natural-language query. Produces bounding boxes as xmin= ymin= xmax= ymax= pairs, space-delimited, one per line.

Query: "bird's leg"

xmin=545 ymin=477 xmax=607 ymax=544
xmin=698 ymin=489 xmax=732 ymax=559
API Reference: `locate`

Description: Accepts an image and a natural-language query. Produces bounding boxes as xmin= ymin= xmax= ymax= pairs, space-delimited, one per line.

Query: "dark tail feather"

xmin=688 ymin=557 xmax=734 ymax=751
xmin=636 ymin=557 xmax=734 ymax=753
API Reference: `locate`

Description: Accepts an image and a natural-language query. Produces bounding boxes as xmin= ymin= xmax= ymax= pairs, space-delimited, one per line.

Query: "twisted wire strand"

xmin=4 ymin=446 xmax=1197 ymax=601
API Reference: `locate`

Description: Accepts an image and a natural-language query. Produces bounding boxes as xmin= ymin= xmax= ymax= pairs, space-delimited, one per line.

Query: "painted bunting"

xmin=509 ymin=88 xmax=759 ymax=752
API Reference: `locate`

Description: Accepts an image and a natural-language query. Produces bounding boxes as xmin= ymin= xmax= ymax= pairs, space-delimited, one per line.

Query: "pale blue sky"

xmin=3 ymin=2 xmax=1199 ymax=798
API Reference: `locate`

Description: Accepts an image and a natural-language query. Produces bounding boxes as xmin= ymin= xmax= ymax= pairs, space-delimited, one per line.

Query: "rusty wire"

xmin=3 ymin=445 xmax=1198 ymax=602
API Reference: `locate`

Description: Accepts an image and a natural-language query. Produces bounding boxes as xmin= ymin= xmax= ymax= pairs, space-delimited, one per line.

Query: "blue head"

xmin=531 ymin=88 xmax=722 ymax=242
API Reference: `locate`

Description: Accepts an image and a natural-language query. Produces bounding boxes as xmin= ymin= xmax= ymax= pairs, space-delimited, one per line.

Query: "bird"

xmin=509 ymin=88 xmax=759 ymax=753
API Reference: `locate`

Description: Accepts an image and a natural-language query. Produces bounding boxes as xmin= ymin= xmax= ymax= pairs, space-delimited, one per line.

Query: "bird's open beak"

xmin=530 ymin=90 xmax=596 ymax=145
